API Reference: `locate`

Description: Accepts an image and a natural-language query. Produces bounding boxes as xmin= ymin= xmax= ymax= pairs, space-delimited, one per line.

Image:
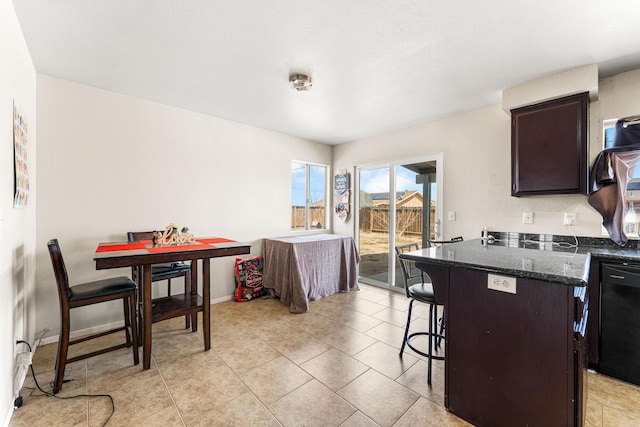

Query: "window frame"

xmin=291 ymin=160 xmax=330 ymax=231
xmin=603 ymin=118 xmax=617 ymax=149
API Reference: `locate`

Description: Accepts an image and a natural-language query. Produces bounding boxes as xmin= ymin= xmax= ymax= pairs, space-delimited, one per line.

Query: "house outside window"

xmin=291 ymin=161 xmax=328 ymax=230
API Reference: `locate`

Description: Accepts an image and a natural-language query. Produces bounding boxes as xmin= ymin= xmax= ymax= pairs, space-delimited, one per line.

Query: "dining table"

xmin=94 ymin=237 xmax=251 ymax=369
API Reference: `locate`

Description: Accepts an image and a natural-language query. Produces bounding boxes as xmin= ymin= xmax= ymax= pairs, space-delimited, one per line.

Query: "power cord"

xmin=16 ymin=340 xmax=115 ymax=426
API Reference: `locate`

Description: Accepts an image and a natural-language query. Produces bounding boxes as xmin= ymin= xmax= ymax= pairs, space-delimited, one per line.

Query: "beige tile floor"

xmin=10 ymin=284 xmax=640 ymax=427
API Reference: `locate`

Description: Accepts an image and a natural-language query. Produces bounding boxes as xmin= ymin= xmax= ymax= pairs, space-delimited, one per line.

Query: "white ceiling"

xmin=12 ymin=0 xmax=640 ymax=144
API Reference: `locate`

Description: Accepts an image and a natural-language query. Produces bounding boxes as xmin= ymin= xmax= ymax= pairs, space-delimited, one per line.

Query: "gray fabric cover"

xmin=262 ymin=234 xmax=360 ymax=313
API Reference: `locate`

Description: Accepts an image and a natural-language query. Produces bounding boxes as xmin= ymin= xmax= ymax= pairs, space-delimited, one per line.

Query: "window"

xmin=603 ymin=119 xmax=617 ymax=149
xmin=603 ymin=119 xmax=640 ymax=186
xmin=291 ymin=161 xmax=328 ymax=230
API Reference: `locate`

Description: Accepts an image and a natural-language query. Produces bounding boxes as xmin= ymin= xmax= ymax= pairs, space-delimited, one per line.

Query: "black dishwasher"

xmin=600 ymin=263 xmax=640 ymax=386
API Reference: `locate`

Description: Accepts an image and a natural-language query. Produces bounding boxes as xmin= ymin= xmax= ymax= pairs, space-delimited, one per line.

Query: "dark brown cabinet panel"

xmin=447 ymin=268 xmax=584 ymax=427
xmin=511 ymin=92 xmax=589 ymax=196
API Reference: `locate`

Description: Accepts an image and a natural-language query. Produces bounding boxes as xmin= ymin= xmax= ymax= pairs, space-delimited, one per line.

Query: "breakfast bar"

xmin=400 ymin=235 xmax=590 ymax=427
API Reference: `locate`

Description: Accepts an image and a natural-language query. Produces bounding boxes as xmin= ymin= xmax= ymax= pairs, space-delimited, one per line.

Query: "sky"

xmin=359 ymin=166 xmax=423 ymax=194
xmin=291 ymin=162 xmax=326 ymax=206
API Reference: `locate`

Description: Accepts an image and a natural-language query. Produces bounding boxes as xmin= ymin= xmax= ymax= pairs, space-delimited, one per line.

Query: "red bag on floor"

xmin=234 ymin=256 xmax=265 ymax=302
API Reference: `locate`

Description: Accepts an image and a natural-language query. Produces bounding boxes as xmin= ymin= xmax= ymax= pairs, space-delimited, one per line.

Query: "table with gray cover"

xmin=262 ymin=234 xmax=360 ymax=313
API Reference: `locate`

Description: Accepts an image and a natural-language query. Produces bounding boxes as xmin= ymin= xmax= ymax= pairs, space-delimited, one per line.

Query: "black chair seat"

xmin=150 ymin=262 xmax=191 ymax=279
xmin=407 ymin=282 xmax=436 ymax=303
xmin=68 ymin=277 xmax=137 ymax=302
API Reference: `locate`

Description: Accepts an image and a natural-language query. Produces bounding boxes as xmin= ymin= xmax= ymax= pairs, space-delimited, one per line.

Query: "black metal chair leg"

xmin=400 ymin=299 xmax=415 ymax=357
xmin=437 ymin=307 xmax=445 ymax=348
xmin=428 ymin=304 xmax=434 ymax=385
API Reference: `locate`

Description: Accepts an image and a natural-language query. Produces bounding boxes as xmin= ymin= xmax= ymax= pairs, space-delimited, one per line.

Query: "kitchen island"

xmin=400 ymin=236 xmax=590 ymax=427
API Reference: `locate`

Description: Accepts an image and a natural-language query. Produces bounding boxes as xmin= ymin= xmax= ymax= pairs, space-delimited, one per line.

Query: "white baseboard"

xmin=211 ymin=295 xmax=233 ymax=304
xmin=39 ymin=319 xmax=126 ymax=346
xmin=13 ymin=364 xmax=29 ymax=398
xmin=6 ymin=342 xmax=39 ymax=427
xmin=2 ymin=405 xmax=14 ymax=427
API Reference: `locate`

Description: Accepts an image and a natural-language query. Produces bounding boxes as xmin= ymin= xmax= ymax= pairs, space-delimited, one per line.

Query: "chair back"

xmin=127 ymin=231 xmax=155 ymax=242
xmin=395 ymin=243 xmax=424 ymax=297
xmin=47 ymin=239 xmax=71 ymax=309
xmin=127 ymin=230 xmax=191 ymax=276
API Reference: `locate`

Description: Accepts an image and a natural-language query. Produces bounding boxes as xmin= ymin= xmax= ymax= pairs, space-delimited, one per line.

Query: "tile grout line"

xmin=154 ymin=355 xmax=188 ymax=427
xmin=213 ymin=345 xmax=286 ymax=426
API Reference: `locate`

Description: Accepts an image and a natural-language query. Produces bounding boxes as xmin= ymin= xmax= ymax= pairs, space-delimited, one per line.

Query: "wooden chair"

xmin=47 ymin=239 xmax=139 ymax=394
xmin=127 ymin=231 xmax=193 ymax=329
xmin=396 ymin=242 xmax=445 ymax=385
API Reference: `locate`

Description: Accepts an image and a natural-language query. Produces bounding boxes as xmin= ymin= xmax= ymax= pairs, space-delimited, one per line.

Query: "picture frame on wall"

xmin=13 ymin=101 xmax=30 ymax=208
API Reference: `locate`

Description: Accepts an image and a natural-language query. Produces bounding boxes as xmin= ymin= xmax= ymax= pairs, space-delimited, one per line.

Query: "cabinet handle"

xmin=609 ymin=274 xmax=625 ymax=280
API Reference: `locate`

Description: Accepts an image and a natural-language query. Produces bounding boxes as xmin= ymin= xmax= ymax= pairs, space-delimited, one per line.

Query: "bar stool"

xmin=396 ymin=242 xmax=445 ymax=385
xmin=47 ymin=239 xmax=139 ymax=393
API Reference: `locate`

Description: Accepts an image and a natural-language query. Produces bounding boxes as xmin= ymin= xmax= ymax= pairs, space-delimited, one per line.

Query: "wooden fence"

xmin=291 ymin=206 xmax=326 ymax=229
xmin=359 ymin=206 xmax=434 ymax=236
xmin=292 ymin=205 xmax=434 ymax=235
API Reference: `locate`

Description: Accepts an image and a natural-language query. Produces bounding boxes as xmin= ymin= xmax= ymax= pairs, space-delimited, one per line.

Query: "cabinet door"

xmin=511 ymin=92 xmax=589 ymax=196
xmin=448 ymin=268 xmax=578 ymax=426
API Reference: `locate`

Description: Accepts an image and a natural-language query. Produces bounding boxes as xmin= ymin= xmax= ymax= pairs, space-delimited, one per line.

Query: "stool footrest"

xmin=404 ymin=331 xmax=445 ymax=360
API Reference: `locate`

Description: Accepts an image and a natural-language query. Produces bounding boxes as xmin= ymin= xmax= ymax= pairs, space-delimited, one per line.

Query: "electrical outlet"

xmin=488 ymin=274 xmax=517 ymax=294
xmin=448 ymin=211 xmax=456 ymax=221
xmin=564 ymin=212 xmax=576 ymax=226
xmin=522 ymin=211 xmax=533 ymax=224
xmin=16 ymin=351 xmax=32 ymax=365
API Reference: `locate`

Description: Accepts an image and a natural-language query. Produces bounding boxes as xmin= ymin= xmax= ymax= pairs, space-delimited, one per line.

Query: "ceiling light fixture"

xmin=289 ymin=74 xmax=312 ymax=91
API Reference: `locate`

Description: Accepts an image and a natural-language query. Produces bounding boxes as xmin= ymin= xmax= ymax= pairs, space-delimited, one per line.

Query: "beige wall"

xmin=35 ymin=75 xmax=332 ymax=337
xmin=334 ymin=69 xmax=640 ymax=242
xmin=0 ymin=0 xmax=37 ymax=423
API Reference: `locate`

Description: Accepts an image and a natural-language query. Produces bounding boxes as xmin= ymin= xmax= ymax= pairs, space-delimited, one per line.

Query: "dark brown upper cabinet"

xmin=511 ymin=92 xmax=589 ymax=196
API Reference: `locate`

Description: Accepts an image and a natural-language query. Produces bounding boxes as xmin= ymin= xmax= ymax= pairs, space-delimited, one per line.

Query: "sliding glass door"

xmin=357 ymin=167 xmax=391 ymax=285
xmin=356 ymin=154 xmax=443 ymax=290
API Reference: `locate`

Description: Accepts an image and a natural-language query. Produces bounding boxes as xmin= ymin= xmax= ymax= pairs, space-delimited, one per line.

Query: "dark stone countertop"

xmin=398 ymin=231 xmax=640 ymax=287
xmin=486 ymin=231 xmax=640 ymax=262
